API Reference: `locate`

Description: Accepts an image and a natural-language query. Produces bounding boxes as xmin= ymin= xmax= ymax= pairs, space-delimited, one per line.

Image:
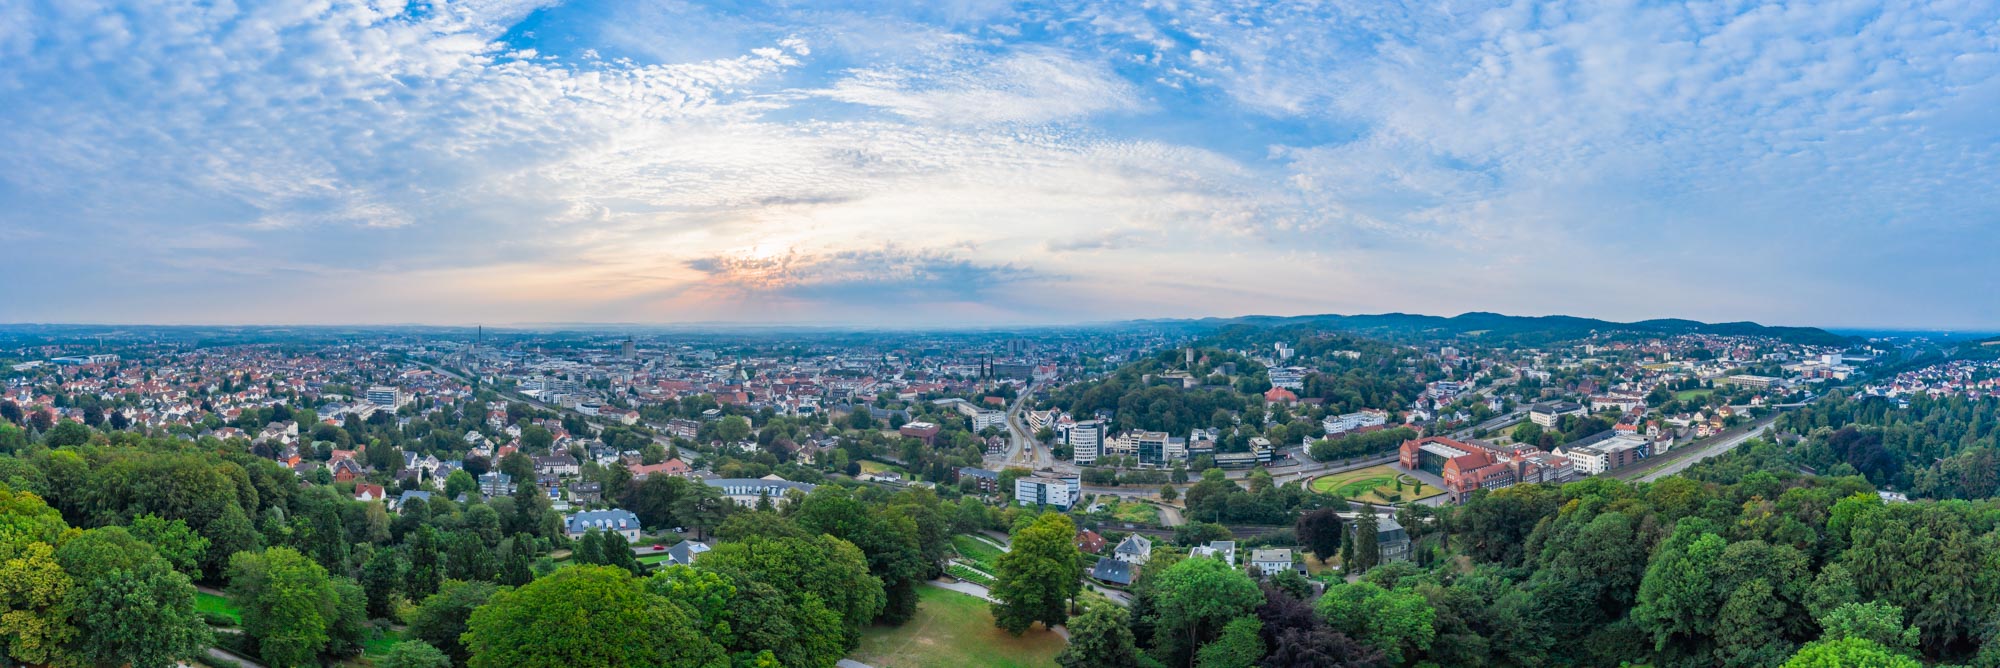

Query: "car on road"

xmin=652 ymin=544 xmax=665 ymax=550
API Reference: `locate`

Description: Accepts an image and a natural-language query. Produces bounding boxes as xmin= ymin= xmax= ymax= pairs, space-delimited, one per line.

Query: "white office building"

xmin=1323 ymin=410 xmax=1388 ymax=436
xmin=1015 ymin=476 xmax=1079 ymax=510
xmin=366 ymin=386 xmax=407 ymax=408
xmin=1070 ymin=420 xmax=1104 ymax=466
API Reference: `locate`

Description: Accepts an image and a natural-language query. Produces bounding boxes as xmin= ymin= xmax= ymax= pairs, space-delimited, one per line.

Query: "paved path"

xmin=837 ymin=661 xmax=877 ymax=668
xmin=927 ymin=578 xmax=997 ymax=602
xmin=966 ymin=534 xmax=1009 ymax=553
xmin=1087 ymin=582 xmax=1133 ymax=606
xmin=205 ymin=645 xmax=264 ymax=668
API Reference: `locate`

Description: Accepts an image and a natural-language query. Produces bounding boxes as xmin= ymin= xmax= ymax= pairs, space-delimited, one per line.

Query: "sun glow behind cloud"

xmin=1 ymin=0 xmax=1996 ymax=327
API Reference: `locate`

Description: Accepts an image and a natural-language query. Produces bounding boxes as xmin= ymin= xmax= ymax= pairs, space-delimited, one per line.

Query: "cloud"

xmin=686 ymin=245 xmax=1042 ymax=299
xmin=1 ymin=0 xmax=1997 ymax=328
xmin=818 ymin=48 xmax=1144 ymax=124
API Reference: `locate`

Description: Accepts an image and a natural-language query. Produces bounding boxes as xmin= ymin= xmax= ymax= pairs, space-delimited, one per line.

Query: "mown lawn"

xmin=1309 ymin=465 xmax=1442 ymax=505
xmin=951 ymin=535 xmax=1006 ymax=573
xmin=195 ymin=592 xmax=241 ymax=626
xmin=850 ymin=586 xmax=1065 ymax=668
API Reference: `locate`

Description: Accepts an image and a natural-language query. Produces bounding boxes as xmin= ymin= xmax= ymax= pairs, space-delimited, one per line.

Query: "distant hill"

xmin=1138 ymin=311 xmax=1853 ymax=346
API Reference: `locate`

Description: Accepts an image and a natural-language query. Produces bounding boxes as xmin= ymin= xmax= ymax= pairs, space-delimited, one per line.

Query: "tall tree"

xmin=65 ymin=557 xmax=211 ymax=668
xmin=408 ymin=580 xmax=504 ymax=667
xmin=990 ymin=512 xmax=1083 ymax=635
xmin=1196 ymin=617 xmax=1266 ymax=668
xmin=602 ymin=530 xmax=641 ymax=575
xmin=1295 ymin=509 xmax=1344 ymax=563
xmin=407 ymin=526 xmax=443 ymax=599
xmin=359 ymin=548 xmax=407 ymax=619
xmin=1149 ymin=556 xmax=1263 ymax=667
xmin=462 ymin=565 xmax=726 ymax=668
xmin=1316 ymin=581 xmax=1436 ymax=666
xmin=1057 ymin=604 xmax=1142 ymax=668
xmin=228 ymin=546 xmax=337 ymax=668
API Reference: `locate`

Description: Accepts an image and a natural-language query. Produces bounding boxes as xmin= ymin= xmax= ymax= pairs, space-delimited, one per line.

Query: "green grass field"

xmin=196 ymin=592 xmax=241 ymax=626
xmin=1110 ymin=500 xmax=1161 ymax=524
xmin=1675 ymin=388 xmax=1715 ymax=401
xmin=360 ymin=628 xmax=405 ymax=660
xmin=946 ymin=563 xmax=994 ymax=586
xmin=850 ymin=586 xmax=1065 ymax=668
xmin=1309 ymin=465 xmax=1442 ymax=505
xmin=859 ymin=459 xmax=906 ymax=475
xmin=951 ymin=535 xmax=1006 ymax=573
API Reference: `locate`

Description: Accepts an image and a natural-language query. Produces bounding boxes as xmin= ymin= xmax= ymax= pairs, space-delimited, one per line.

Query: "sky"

xmin=2 ymin=0 xmax=1997 ymax=329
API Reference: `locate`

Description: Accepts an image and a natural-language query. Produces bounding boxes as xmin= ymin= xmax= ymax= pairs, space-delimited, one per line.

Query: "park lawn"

xmin=951 ymin=535 xmax=1006 ymax=573
xmin=1676 ymin=388 xmax=1715 ymax=401
xmin=195 ymin=592 xmax=241 ymax=626
xmin=1309 ymin=465 xmax=1442 ymax=505
xmin=850 ymin=586 xmax=1065 ymax=668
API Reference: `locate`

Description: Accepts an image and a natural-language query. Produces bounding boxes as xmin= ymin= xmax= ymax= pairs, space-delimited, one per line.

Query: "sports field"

xmin=1309 ymin=465 xmax=1442 ymax=505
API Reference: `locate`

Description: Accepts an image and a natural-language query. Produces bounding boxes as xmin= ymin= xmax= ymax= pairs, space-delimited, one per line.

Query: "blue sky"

xmin=2 ymin=0 xmax=1997 ymax=328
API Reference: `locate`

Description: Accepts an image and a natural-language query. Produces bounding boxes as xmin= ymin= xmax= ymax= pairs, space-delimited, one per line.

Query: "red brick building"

xmin=1400 ymin=436 xmax=1572 ymax=501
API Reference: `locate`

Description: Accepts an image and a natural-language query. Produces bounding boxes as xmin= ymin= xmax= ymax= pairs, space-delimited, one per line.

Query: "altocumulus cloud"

xmin=0 ymin=0 xmax=1997 ymax=327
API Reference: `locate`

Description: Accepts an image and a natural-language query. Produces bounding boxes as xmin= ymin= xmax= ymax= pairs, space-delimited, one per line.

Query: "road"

xmin=996 ymin=382 xmax=1058 ymax=471
xmin=1450 ymin=410 xmax=1525 ymax=441
xmin=1631 ymin=412 xmax=1783 ymax=482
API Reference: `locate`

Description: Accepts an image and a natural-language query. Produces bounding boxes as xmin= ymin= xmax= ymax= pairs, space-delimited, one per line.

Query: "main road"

xmin=997 ymin=382 xmax=1061 ymax=471
xmin=1630 ymin=412 xmax=1783 ymax=482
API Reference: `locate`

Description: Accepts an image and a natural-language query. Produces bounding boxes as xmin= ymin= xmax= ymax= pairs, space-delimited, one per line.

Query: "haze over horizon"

xmin=4 ymin=1 xmax=1998 ymax=329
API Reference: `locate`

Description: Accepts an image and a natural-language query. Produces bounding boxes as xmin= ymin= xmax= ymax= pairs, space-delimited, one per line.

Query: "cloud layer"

xmin=2 ymin=0 xmax=1996 ymax=328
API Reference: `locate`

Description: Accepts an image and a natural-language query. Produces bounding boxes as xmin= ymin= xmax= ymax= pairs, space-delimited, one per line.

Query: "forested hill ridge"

xmin=1134 ymin=311 xmax=1853 ymax=346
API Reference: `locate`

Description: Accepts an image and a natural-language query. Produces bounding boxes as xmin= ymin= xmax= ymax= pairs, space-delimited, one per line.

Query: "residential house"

xmin=565 ymin=509 xmax=642 ymax=542
xmin=393 ymin=490 xmax=433 ymax=511
xmin=1075 ymin=529 xmax=1106 ymax=554
xmin=1191 ymin=540 xmax=1238 ymax=566
xmin=1250 ymin=548 xmax=1296 ymax=576
xmin=630 ymin=458 xmax=692 ymax=480
xmin=1113 ymin=534 xmax=1153 ymax=565
xmin=1091 ymin=557 xmax=1134 ymax=586
xmin=478 ymin=472 xmax=514 ymax=496
xmin=704 ymin=476 xmax=818 ymax=507
xmin=353 ymin=483 xmax=387 ymax=503
xmin=534 ymin=454 xmax=579 ymax=477
xmin=957 ymin=467 xmax=1000 ymax=493
xmin=662 ymin=539 xmax=711 ymax=566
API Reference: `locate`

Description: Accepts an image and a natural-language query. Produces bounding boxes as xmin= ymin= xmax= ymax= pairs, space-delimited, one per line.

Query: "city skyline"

xmin=5 ymin=1 xmax=1999 ymax=329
